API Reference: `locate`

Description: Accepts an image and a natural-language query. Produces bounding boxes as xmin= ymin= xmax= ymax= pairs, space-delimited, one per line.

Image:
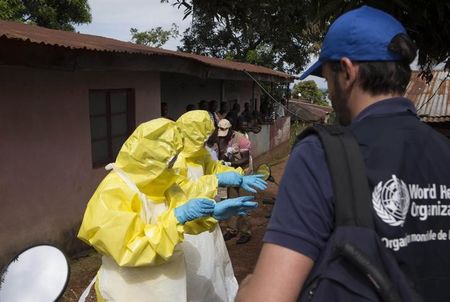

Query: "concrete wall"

xmin=0 ymin=66 xmax=160 ymax=266
xmin=248 ymin=125 xmax=271 ymax=158
xmin=270 ymin=117 xmax=291 ymax=148
xmin=248 ymin=116 xmax=291 ymax=158
xmin=160 ymin=73 xmax=261 ymax=119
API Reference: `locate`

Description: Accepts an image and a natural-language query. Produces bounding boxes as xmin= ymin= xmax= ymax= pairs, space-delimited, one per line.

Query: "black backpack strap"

xmin=296 ymin=124 xmax=374 ymax=229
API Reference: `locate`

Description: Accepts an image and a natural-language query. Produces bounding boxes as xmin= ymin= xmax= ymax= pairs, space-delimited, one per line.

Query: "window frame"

xmin=89 ymin=88 xmax=135 ymax=168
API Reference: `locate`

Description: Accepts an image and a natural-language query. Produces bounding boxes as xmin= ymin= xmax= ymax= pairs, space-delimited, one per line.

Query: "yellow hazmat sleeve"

xmin=166 ymin=183 xmax=218 ymax=235
xmin=177 ymin=174 xmax=219 ymax=200
xmin=205 ymin=155 xmax=244 ymax=175
xmin=78 ymin=174 xmax=185 ymax=267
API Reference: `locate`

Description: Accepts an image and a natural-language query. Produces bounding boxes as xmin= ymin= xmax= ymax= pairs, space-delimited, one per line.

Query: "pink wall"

xmin=0 ymin=66 xmax=160 ymax=264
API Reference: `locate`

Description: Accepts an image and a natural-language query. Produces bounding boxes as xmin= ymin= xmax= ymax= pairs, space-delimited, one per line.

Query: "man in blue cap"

xmin=237 ymin=5 xmax=450 ymax=302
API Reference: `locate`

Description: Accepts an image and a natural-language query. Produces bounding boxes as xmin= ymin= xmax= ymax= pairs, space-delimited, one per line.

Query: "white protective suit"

xmin=174 ymin=110 xmax=243 ymax=302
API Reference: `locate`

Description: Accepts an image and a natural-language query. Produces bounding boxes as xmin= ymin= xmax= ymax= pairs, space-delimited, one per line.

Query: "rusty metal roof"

xmin=288 ymin=98 xmax=333 ymax=122
xmin=0 ymin=20 xmax=293 ymax=81
xmin=406 ymin=70 xmax=450 ymax=123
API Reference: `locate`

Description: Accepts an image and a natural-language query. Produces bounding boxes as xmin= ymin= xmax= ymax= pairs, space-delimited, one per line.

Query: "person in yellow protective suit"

xmin=78 ymin=118 xmax=258 ymax=302
xmin=174 ymin=110 xmax=267 ymax=302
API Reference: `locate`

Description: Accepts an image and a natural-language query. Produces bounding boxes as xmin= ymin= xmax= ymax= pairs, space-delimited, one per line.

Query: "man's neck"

xmin=348 ymin=88 xmax=402 ymax=120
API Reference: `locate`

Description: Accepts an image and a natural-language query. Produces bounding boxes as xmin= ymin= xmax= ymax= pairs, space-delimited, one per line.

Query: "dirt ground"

xmin=60 ymin=157 xmax=287 ymax=301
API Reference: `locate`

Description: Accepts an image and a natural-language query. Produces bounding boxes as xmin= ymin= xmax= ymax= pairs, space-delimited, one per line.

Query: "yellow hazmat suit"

xmin=174 ymin=110 xmax=243 ymax=302
xmin=78 ymin=118 xmax=215 ymax=301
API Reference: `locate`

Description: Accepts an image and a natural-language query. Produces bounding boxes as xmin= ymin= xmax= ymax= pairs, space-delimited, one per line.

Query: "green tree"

xmin=165 ymin=0 xmax=449 ymax=80
xmin=292 ymin=80 xmax=328 ymax=106
xmin=0 ymin=0 xmax=91 ymax=31
xmin=162 ymin=0 xmax=320 ymax=74
xmin=130 ymin=23 xmax=179 ymax=48
xmin=308 ymin=0 xmax=450 ymax=81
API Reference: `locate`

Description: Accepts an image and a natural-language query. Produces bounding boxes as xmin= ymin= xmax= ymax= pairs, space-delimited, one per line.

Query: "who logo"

xmin=372 ymin=175 xmax=410 ymax=227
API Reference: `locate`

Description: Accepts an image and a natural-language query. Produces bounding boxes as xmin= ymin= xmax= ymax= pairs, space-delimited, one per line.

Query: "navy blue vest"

xmin=351 ymin=110 xmax=450 ymax=301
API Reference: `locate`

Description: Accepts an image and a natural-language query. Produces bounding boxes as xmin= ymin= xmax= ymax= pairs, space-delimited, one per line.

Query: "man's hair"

xmin=330 ymin=34 xmax=417 ymax=95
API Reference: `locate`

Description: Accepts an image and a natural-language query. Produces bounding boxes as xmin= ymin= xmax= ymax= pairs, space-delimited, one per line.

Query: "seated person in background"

xmin=225 ymin=103 xmax=241 ymax=130
xmin=239 ymin=102 xmax=252 ymax=124
xmin=185 ymin=103 xmax=195 ymax=112
xmin=161 ymin=102 xmax=171 ymax=119
xmin=218 ymin=118 xmax=255 ymax=244
xmin=208 ymin=100 xmax=220 ymax=127
xmin=198 ymin=99 xmax=209 ymax=111
xmin=218 ymin=101 xmax=229 ymax=120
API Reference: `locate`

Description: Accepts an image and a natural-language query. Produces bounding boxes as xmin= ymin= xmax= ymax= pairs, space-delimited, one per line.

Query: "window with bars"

xmin=89 ymin=89 xmax=135 ymax=167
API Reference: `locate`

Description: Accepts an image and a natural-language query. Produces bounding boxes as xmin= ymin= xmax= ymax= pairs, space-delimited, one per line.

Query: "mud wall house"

xmin=0 ymin=20 xmax=293 ymax=266
xmin=405 ymin=70 xmax=450 ymax=137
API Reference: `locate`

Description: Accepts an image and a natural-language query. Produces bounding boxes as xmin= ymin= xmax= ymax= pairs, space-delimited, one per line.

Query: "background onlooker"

xmin=218 ymin=101 xmax=228 ymax=120
xmin=225 ymin=103 xmax=241 ymax=130
xmin=217 ymin=119 xmax=254 ymax=244
xmin=238 ymin=102 xmax=252 ymax=124
xmin=208 ymin=100 xmax=220 ymax=127
xmin=185 ymin=103 xmax=196 ymax=112
xmin=198 ymin=99 xmax=209 ymax=111
xmin=161 ymin=102 xmax=173 ymax=120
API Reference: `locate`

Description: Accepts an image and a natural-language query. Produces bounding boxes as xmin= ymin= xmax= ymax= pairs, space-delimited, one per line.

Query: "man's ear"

xmin=339 ymin=57 xmax=358 ymax=88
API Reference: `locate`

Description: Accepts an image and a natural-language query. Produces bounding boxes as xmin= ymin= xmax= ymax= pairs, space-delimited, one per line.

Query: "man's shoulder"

xmin=288 ymin=132 xmax=329 ymax=175
xmin=293 ymin=133 xmax=323 ymax=152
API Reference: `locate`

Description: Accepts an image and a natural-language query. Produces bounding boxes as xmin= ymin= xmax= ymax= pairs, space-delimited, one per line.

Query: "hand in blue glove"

xmin=174 ymin=198 xmax=215 ymax=224
xmin=216 ymin=171 xmax=243 ymax=187
xmin=213 ymin=196 xmax=258 ymax=221
xmin=241 ymin=174 xmax=268 ymax=193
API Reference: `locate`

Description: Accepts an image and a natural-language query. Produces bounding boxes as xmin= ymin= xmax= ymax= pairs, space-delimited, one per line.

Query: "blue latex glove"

xmin=216 ymin=171 xmax=243 ymax=187
xmin=213 ymin=196 xmax=258 ymax=221
xmin=241 ymin=174 xmax=268 ymax=193
xmin=174 ymin=198 xmax=215 ymax=224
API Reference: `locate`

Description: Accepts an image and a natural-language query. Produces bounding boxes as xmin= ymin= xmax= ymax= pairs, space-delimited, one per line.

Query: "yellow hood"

xmin=176 ymin=110 xmax=214 ymax=157
xmin=115 ymin=118 xmax=183 ymax=201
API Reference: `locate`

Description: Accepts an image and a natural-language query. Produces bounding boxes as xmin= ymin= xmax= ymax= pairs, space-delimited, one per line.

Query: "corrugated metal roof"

xmin=406 ymin=70 xmax=450 ymax=122
xmin=288 ymin=98 xmax=333 ymax=122
xmin=0 ymin=20 xmax=293 ymax=81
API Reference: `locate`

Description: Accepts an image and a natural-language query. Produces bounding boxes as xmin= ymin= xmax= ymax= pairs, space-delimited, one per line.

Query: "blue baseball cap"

xmin=300 ymin=6 xmax=407 ymax=80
